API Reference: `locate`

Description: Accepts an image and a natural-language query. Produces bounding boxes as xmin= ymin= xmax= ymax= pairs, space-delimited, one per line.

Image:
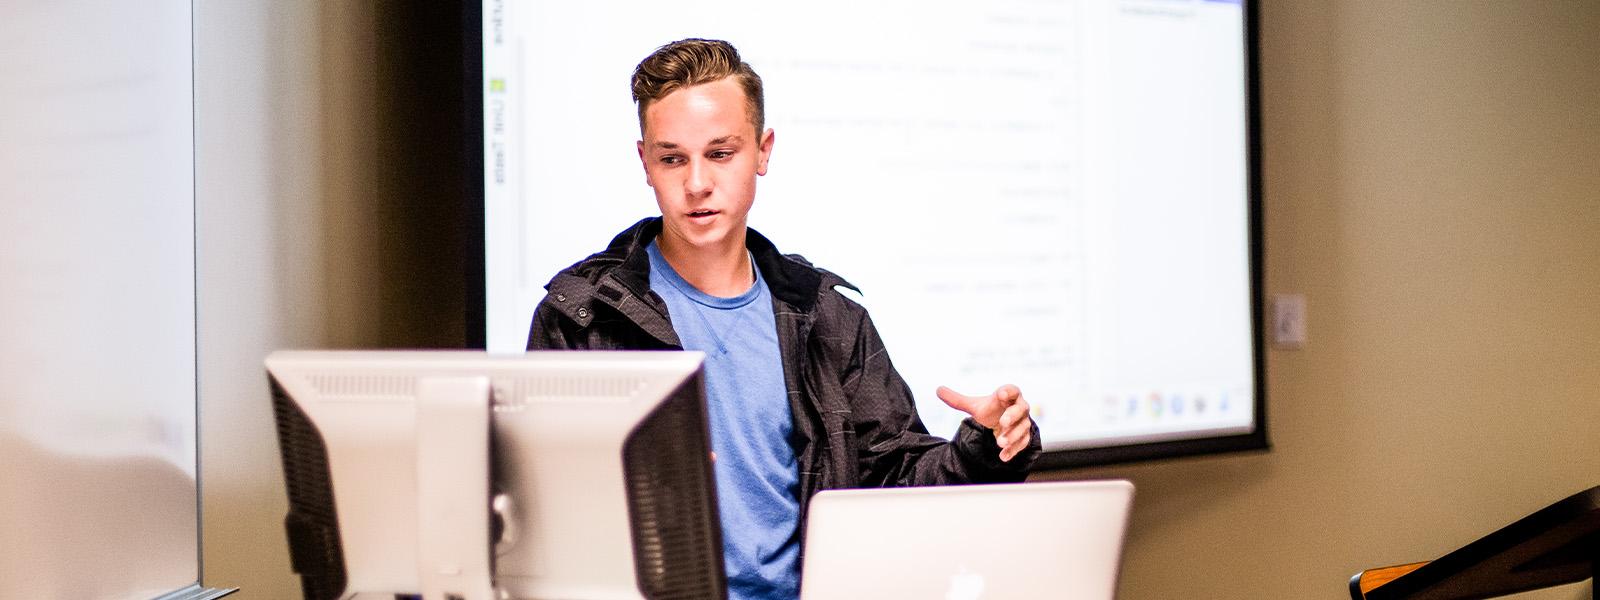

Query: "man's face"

xmin=637 ymin=77 xmax=774 ymax=254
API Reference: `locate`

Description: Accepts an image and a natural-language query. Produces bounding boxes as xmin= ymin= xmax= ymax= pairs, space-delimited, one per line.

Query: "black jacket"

xmin=526 ymin=218 xmax=1041 ymax=527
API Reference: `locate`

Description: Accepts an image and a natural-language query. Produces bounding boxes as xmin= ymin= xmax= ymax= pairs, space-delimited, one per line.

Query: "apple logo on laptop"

xmin=946 ymin=565 xmax=985 ymax=600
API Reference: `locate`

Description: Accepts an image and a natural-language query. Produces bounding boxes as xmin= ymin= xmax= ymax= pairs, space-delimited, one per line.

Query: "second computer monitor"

xmin=266 ymin=350 xmax=725 ymax=600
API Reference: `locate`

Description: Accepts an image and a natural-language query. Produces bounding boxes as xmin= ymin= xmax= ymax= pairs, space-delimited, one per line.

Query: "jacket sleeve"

xmin=843 ymin=308 xmax=1041 ymax=487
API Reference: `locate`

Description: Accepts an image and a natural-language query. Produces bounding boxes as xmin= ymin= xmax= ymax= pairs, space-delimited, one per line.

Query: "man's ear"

xmin=756 ymin=128 xmax=775 ymax=176
xmin=636 ymin=139 xmax=653 ymax=186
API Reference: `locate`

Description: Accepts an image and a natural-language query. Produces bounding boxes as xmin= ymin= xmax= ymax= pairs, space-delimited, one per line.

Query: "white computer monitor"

xmin=266 ymin=350 xmax=725 ymax=600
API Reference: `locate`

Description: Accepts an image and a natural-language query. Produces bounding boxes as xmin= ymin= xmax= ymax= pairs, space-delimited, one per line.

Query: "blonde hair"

xmin=631 ymin=38 xmax=765 ymax=134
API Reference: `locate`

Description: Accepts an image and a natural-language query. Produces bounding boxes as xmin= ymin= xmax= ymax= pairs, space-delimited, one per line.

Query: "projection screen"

xmin=472 ymin=0 xmax=1265 ymax=468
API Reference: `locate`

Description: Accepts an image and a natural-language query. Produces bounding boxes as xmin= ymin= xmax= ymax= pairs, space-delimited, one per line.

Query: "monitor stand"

xmin=414 ymin=377 xmax=496 ymax=600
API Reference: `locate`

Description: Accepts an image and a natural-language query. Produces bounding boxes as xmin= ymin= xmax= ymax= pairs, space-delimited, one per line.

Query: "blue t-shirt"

xmin=646 ymin=241 xmax=801 ymax=600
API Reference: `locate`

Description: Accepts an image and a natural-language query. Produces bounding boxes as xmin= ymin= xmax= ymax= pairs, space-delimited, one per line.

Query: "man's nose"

xmin=685 ymin=159 xmax=712 ymax=197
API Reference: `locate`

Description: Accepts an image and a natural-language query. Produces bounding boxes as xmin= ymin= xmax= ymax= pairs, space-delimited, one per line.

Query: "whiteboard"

xmin=0 ymin=1 xmax=202 ymax=598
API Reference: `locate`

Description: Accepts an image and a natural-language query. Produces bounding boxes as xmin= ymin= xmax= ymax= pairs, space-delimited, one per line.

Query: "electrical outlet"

xmin=1272 ymin=293 xmax=1306 ymax=349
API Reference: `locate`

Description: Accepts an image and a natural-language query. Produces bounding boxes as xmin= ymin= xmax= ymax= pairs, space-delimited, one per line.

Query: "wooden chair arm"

xmin=1349 ymin=561 xmax=1430 ymax=599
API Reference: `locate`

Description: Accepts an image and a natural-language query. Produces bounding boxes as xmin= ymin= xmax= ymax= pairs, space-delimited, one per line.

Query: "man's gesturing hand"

xmin=936 ymin=384 xmax=1033 ymax=462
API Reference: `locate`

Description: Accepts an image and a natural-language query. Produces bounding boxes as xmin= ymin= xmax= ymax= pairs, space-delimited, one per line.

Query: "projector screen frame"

xmin=464 ymin=0 xmax=488 ymax=351
xmin=462 ymin=0 xmax=1269 ymax=471
xmin=1037 ymin=0 xmax=1269 ymax=470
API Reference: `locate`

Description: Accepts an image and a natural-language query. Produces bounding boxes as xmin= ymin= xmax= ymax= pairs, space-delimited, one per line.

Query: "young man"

xmin=526 ymin=38 xmax=1040 ymax=599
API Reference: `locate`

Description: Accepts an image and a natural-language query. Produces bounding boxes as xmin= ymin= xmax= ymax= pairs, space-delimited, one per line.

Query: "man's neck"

xmin=656 ymin=229 xmax=754 ymax=298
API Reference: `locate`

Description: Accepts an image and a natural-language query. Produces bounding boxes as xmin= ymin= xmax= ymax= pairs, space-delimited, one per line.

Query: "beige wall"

xmin=1047 ymin=1 xmax=1600 ymax=598
xmin=197 ymin=1 xmax=1600 ymax=598
xmin=196 ymin=1 xmax=466 ymax=597
xmin=196 ymin=1 xmax=320 ymax=597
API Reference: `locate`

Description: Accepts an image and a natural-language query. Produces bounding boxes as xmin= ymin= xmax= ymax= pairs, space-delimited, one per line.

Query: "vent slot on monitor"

xmin=492 ymin=375 xmax=650 ymax=412
xmin=620 ymin=372 xmax=726 ymax=600
xmin=270 ymin=376 xmax=349 ymax=600
xmin=306 ymin=373 xmax=415 ymax=400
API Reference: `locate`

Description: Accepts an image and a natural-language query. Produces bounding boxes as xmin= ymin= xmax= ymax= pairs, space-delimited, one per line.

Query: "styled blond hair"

xmin=631 ymin=38 xmax=765 ymax=134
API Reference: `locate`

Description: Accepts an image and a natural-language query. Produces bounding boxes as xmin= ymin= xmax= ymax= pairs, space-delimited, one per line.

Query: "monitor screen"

xmin=266 ymin=350 xmax=725 ymax=600
xmin=471 ymin=0 xmax=1265 ymax=468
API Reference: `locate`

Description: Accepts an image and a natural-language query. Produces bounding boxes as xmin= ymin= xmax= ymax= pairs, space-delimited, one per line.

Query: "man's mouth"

xmin=687 ymin=209 xmax=719 ymax=218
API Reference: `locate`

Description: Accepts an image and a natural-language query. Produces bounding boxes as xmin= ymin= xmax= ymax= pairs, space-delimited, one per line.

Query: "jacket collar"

xmin=555 ymin=217 xmax=847 ymax=314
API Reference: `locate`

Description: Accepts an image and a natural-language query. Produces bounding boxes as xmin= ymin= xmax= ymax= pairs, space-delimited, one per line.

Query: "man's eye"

xmin=660 ymin=155 xmax=682 ymax=165
xmin=709 ymin=150 xmax=733 ymax=160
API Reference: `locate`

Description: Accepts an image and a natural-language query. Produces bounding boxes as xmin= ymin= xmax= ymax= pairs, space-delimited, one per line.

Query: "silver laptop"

xmin=799 ymin=480 xmax=1134 ymax=600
